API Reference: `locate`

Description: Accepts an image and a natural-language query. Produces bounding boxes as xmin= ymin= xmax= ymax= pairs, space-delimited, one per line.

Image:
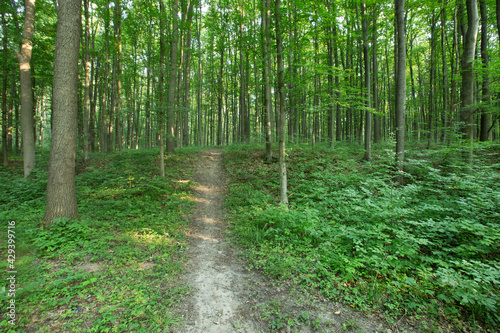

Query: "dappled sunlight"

xmin=127 ymin=228 xmax=174 ymax=247
xmin=184 ymin=231 xmax=219 ymax=242
xmin=193 ymin=216 xmax=218 ymax=224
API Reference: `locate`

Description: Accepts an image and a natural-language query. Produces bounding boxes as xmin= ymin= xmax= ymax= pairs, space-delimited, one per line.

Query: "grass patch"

xmin=0 ymin=147 xmax=203 ymax=332
xmin=223 ymin=142 xmax=500 ymax=331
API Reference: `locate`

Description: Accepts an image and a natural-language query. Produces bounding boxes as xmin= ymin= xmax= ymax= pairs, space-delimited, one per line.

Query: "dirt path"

xmin=174 ymin=149 xmax=259 ymax=332
xmin=174 ymin=149 xmax=417 ymax=333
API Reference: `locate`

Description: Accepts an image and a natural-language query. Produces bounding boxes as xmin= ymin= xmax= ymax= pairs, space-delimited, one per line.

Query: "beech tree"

xmin=460 ymin=0 xmax=479 ymax=162
xmin=43 ymin=0 xmax=81 ymax=224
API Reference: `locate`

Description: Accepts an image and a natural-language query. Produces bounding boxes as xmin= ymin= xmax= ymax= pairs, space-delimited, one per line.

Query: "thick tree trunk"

xmin=44 ymin=0 xmax=81 ymax=224
xmin=17 ymin=0 xmax=36 ymax=177
xmin=275 ymin=0 xmax=288 ymax=206
xmin=395 ymin=0 xmax=406 ymax=176
xmin=460 ymin=0 xmax=479 ymax=161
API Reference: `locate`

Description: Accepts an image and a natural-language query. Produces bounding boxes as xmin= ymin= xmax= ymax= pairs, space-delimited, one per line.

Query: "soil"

xmin=173 ymin=149 xmax=420 ymax=333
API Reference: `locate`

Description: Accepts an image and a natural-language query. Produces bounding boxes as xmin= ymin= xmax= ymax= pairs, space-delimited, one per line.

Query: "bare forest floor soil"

xmin=173 ymin=149 xmax=418 ymax=333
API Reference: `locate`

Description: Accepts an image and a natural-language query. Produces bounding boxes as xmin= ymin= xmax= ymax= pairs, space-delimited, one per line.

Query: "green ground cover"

xmin=0 ymin=147 xmax=202 ymax=332
xmin=223 ymin=142 xmax=500 ymax=331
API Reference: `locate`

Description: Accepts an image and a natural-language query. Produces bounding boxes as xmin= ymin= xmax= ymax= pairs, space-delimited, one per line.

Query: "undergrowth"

xmin=0 ymin=147 xmax=202 ymax=332
xmin=223 ymin=142 xmax=500 ymax=332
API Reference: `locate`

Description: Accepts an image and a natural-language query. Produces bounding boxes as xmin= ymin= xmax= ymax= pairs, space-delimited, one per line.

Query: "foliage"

xmin=0 ymin=147 xmax=202 ymax=332
xmin=223 ymin=142 xmax=500 ymax=331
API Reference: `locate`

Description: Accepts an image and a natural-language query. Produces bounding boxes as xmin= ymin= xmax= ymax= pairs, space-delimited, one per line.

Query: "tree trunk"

xmin=479 ymin=0 xmax=490 ymax=141
xmin=263 ymin=0 xmax=273 ymax=162
xmin=2 ymin=12 xmax=8 ymax=166
xmin=373 ymin=8 xmax=381 ymax=144
xmin=43 ymin=0 xmax=81 ymax=224
xmin=166 ymin=0 xmax=179 ymax=153
xmin=182 ymin=1 xmax=193 ymax=147
xmin=460 ymin=0 xmax=479 ymax=161
xmin=17 ymin=0 xmax=36 ymax=177
xmin=361 ymin=1 xmax=372 ymax=161
xmin=395 ymin=0 xmax=406 ymax=177
xmin=83 ymin=0 xmax=91 ymax=161
xmin=441 ymin=1 xmax=449 ymax=144
xmin=275 ymin=0 xmax=288 ymax=206
xmin=114 ymin=0 xmax=122 ymax=152
xmin=159 ymin=0 xmax=166 ymax=176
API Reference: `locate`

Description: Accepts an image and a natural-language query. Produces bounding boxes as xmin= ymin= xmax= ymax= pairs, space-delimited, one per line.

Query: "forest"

xmin=1 ymin=0 xmax=500 ymax=331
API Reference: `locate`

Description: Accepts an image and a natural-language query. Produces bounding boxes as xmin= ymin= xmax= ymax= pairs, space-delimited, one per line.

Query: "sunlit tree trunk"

xmin=44 ymin=0 xmax=81 ymax=224
xmin=460 ymin=0 xmax=479 ymax=162
xmin=17 ymin=0 xmax=36 ymax=177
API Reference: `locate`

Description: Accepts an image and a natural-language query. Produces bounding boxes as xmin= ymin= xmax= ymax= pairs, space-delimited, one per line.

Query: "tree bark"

xmin=159 ymin=0 xmax=166 ymax=176
xmin=17 ymin=0 xmax=36 ymax=177
xmin=83 ymin=0 xmax=91 ymax=161
xmin=275 ymin=0 xmax=288 ymax=206
xmin=460 ymin=0 xmax=479 ymax=161
xmin=114 ymin=0 xmax=122 ymax=152
xmin=263 ymin=0 xmax=273 ymax=162
xmin=479 ymin=0 xmax=490 ymax=141
xmin=361 ymin=1 xmax=372 ymax=161
xmin=166 ymin=0 xmax=179 ymax=153
xmin=44 ymin=0 xmax=81 ymax=224
xmin=2 ymin=12 xmax=8 ymax=166
xmin=395 ymin=0 xmax=406 ymax=177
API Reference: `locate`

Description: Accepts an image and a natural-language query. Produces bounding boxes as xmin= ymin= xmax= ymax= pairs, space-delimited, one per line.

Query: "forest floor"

xmin=173 ymin=149 xmax=417 ymax=333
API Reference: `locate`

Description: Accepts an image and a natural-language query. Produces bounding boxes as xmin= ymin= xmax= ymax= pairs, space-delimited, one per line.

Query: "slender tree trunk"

xmin=362 ymin=1 xmax=372 ymax=161
xmin=275 ymin=0 xmax=288 ymax=206
xmin=159 ymin=0 xmax=166 ymax=176
xmin=441 ymin=1 xmax=449 ymax=144
xmin=461 ymin=0 xmax=479 ymax=161
xmin=395 ymin=0 xmax=406 ymax=178
xmin=90 ymin=31 xmax=97 ymax=152
xmin=263 ymin=0 xmax=273 ymax=162
xmin=2 ymin=12 xmax=8 ymax=166
xmin=166 ymin=0 xmax=179 ymax=153
xmin=479 ymin=0 xmax=490 ymax=141
xmin=17 ymin=0 xmax=36 ymax=177
xmin=428 ymin=13 xmax=436 ymax=148
xmin=44 ymin=0 xmax=81 ymax=224
xmin=83 ymin=0 xmax=91 ymax=161
xmin=114 ymin=0 xmax=122 ymax=152
xmin=373 ymin=8 xmax=381 ymax=144
xmin=182 ymin=1 xmax=193 ymax=147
